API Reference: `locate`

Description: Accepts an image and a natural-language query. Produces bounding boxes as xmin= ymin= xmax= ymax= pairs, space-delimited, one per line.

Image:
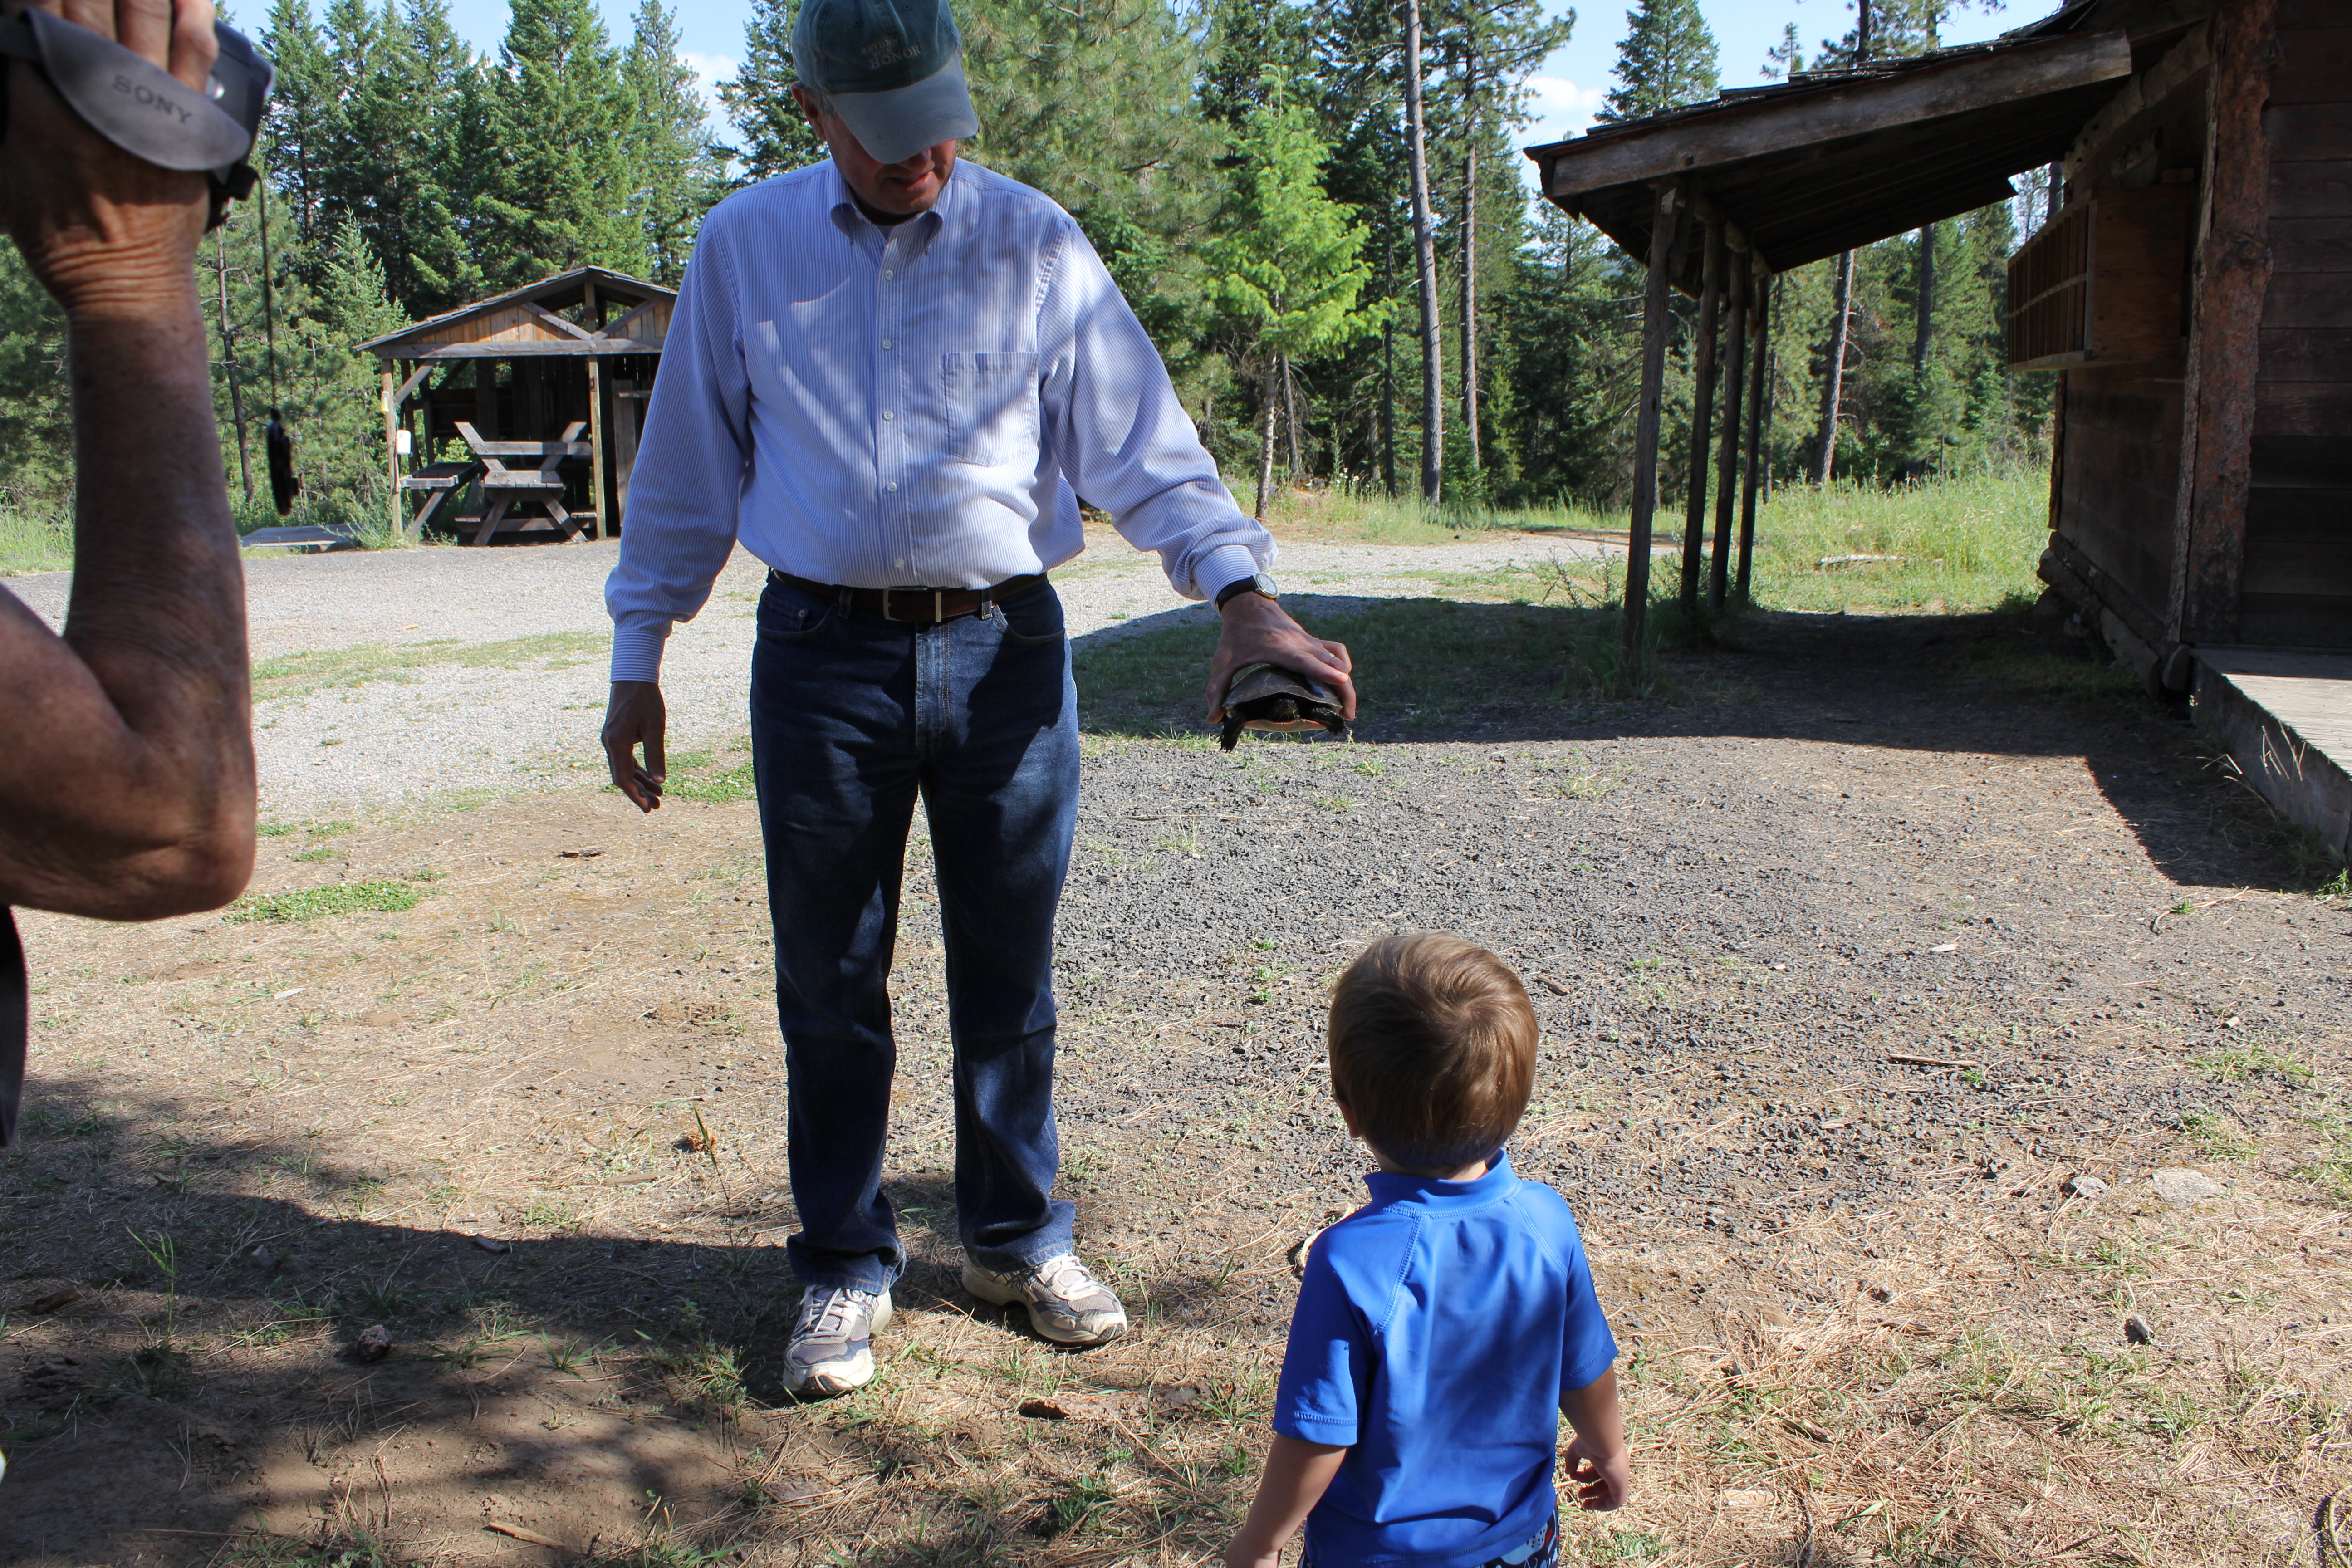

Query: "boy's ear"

xmin=1333 ymin=1098 xmax=1363 ymax=1140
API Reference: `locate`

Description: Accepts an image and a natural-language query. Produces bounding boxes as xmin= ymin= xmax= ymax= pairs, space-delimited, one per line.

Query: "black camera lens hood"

xmin=0 ymin=9 xmax=272 ymax=193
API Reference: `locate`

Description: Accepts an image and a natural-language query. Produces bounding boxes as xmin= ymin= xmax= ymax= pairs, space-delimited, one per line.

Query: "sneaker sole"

xmin=961 ymin=1264 xmax=1128 ymax=1347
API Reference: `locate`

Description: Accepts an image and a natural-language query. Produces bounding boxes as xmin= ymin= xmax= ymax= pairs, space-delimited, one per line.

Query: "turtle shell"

xmin=1218 ymin=663 xmax=1349 ymax=750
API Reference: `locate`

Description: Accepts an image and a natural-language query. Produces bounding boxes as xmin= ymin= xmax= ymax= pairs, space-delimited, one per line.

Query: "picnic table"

xmin=416 ymin=421 xmax=596 ymax=545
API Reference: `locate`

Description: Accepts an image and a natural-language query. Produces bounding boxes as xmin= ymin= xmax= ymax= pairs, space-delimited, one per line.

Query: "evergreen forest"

xmin=0 ymin=0 xmax=2055 ymax=529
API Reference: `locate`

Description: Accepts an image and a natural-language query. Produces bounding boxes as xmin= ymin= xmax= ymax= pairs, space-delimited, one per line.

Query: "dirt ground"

xmin=1 ymin=599 xmax=2348 ymax=1568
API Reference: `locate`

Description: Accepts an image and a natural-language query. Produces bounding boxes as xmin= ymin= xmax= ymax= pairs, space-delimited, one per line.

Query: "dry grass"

xmin=2 ymin=768 xmax=2347 ymax=1566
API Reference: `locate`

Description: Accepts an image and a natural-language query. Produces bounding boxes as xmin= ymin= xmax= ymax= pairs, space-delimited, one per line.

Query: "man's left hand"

xmin=1205 ymin=591 xmax=1355 ymax=723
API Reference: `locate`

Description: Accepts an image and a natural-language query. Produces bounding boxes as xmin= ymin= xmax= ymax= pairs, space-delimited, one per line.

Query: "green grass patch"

xmin=0 ymin=495 xmax=73 ymax=575
xmin=1746 ymin=463 xmax=2049 ymax=615
xmin=252 ymin=632 xmax=609 ymax=701
xmin=1955 ymin=643 xmax=2147 ymax=708
xmin=1257 ymin=484 xmax=1629 ymax=546
xmin=230 ymin=881 xmax=420 ymax=923
xmin=666 ymin=760 xmax=756 ymax=803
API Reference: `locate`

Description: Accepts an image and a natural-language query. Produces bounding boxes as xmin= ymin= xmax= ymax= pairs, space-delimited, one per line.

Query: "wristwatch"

xmin=1215 ymin=572 xmax=1280 ymax=611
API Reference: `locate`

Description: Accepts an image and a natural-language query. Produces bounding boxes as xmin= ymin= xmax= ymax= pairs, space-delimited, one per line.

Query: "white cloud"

xmin=1519 ymin=74 xmax=1609 ymax=146
xmin=681 ymin=49 xmax=739 ymax=127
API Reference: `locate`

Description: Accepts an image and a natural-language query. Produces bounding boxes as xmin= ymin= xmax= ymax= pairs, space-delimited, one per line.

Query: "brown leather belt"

xmin=769 ymin=570 xmax=1047 ymax=624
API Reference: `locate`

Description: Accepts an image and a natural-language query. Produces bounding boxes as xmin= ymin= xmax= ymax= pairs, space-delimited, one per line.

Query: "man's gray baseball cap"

xmin=792 ymin=0 xmax=979 ymax=165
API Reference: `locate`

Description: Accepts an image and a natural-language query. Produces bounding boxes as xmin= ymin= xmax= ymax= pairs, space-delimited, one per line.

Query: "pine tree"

xmin=1207 ymin=70 xmax=1381 ymax=518
xmin=623 ymin=0 xmax=728 ymax=286
xmin=717 ymin=0 xmax=823 ymax=181
xmin=1595 ymin=0 xmax=1718 ymax=124
xmin=477 ymin=0 xmax=652 ymax=284
xmin=259 ymin=0 xmax=340 ymax=250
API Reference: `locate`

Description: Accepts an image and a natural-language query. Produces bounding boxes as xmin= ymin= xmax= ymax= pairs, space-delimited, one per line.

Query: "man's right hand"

xmin=602 ymin=681 xmax=667 ymax=813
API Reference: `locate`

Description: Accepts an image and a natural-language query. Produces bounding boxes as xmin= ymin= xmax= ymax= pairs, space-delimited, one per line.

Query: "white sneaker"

xmin=785 ymin=1285 xmax=892 ymax=1396
xmin=962 ymin=1254 xmax=1127 ymax=1346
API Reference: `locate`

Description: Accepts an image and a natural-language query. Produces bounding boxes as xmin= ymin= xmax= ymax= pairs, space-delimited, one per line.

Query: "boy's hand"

xmin=1564 ymin=1433 xmax=1631 ymax=1512
xmin=1224 ymin=1546 xmax=1285 ymax=1568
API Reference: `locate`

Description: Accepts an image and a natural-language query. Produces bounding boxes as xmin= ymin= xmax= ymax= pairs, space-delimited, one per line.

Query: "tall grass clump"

xmin=1747 ymin=461 xmax=2048 ymax=615
xmin=0 ymin=488 xmax=73 ymax=574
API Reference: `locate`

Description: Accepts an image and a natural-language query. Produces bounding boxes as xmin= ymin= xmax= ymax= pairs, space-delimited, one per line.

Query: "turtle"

xmin=1217 ymin=663 xmax=1350 ymax=750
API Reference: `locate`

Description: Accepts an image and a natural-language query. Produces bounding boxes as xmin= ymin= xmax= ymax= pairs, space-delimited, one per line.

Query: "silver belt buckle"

xmin=883 ymin=586 xmax=944 ymax=622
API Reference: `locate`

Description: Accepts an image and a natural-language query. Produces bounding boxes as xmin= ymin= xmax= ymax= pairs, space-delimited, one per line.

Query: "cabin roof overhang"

xmin=358 ymin=266 xmax=676 ymax=362
xmin=1524 ymin=27 xmax=2138 ymax=279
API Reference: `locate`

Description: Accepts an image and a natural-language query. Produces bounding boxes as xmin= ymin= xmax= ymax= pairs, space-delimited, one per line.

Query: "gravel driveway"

xmin=4 ymin=530 xmax=1592 ymax=813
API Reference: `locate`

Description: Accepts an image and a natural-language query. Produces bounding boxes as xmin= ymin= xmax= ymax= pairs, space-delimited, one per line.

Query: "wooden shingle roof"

xmin=359 ymin=266 xmax=676 ymax=362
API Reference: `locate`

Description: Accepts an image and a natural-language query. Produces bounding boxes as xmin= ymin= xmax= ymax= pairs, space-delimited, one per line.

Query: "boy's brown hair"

xmin=1327 ymin=932 xmax=1538 ymax=1174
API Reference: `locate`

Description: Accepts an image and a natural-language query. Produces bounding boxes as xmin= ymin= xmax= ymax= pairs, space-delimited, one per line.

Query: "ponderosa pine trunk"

xmin=1253 ymin=357 xmax=1279 ymax=520
xmin=1401 ymin=0 xmax=1443 ymax=503
xmin=1813 ymin=247 xmax=1854 ymax=483
xmin=1458 ymin=40 xmax=1480 ymax=475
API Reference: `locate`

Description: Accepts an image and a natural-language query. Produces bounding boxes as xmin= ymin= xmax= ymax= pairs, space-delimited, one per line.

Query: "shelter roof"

xmin=1521 ymin=0 xmax=2208 ymax=280
xmin=359 ymin=266 xmax=676 ymax=362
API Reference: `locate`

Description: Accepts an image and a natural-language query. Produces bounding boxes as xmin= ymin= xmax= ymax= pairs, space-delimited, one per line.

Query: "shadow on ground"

xmin=1076 ymin=595 xmax=2311 ymax=894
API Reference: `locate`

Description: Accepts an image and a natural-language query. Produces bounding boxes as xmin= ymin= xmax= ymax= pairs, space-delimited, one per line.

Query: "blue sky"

xmin=436 ymin=0 xmax=2024 ymax=152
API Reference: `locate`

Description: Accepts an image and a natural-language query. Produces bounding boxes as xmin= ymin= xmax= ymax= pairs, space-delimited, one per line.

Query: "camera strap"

xmin=0 ymin=10 xmax=274 ymax=230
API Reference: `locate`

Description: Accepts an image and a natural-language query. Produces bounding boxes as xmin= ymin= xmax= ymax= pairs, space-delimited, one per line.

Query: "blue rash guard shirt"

xmin=1272 ymin=1151 xmax=1619 ymax=1568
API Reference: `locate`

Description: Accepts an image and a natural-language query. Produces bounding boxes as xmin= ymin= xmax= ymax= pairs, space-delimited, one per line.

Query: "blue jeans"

xmin=749 ymin=573 xmax=1079 ymax=1291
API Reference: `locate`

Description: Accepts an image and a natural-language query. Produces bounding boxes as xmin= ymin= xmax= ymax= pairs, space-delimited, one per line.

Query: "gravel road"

xmin=3 ymin=531 xmax=1594 ymax=813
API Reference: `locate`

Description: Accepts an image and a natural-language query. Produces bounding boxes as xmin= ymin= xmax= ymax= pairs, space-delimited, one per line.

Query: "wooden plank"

xmin=2236 ymin=592 xmax=2352 ymax=644
xmin=2266 ymin=105 xmax=2352 ymax=162
xmin=391 ymin=363 xmax=432 ymax=408
xmin=2255 ymin=380 xmax=2352 ymax=437
xmin=2269 ymin=161 xmax=2352 ymax=220
xmin=596 ymin=297 xmax=662 ymax=344
xmin=397 ymin=340 xmax=665 ymax=361
xmin=1541 ymin=31 xmax=2131 ymax=201
xmin=524 ymin=300 xmax=600 ymax=343
xmin=2265 ymin=219 xmax=2352 ymax=277
xmin=2268 ymin=27 xmax=2352 ymax=105
xmin=2242 ymin=535 xmax=2352 ymax=597
xmin=2246 ymin=486 xmax=2352 ymax=539
xmin=2062 ymin=383 xmax=2183 ymax=448
xmin=2277 ymin=0 xmax=2345 ymax=30
xmin=2262 ymin=272 xmax=2352 ymax=329
xmin=1625 ymin=184 xmax=1681 ymax=675
xmin=2254 ymin=435 xmax=2352 ymax=487
xmin=1680 ymin=217 xmax=1723 ymax=612
xmin=2169 ymin=0 xmax=2277 ymax=643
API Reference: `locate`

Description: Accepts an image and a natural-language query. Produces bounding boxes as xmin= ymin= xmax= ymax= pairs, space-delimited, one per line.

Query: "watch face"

xmin=1253 ymin=573 xmax=1280 ymax=598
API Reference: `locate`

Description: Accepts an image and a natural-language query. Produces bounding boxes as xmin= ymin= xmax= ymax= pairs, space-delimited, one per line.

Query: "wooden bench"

xmin=399 ymin=459 xmax=483 ymax=541
xmin=450 ymin=421 xmax=594 ymax=545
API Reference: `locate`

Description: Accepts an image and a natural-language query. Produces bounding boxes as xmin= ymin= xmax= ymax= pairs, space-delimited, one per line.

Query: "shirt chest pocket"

xmin=942 ymin=351 xmax=1040 ymax=467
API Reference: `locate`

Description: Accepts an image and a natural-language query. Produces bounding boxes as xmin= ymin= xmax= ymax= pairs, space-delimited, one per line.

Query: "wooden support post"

xmin=1738 ymin=270 xmax=1772 ymax=602
xmin=2166 ymin=0 xmax=2276 ymax=644
xmin=1680 ymin=215 xmax=1724 ymax=612
xmin=1625 ymin=183 xmax=1681 ymax=676
xmin=1710 ymin=246 xmax=1749 ymax=614
xmin=381 ymin=364 xmax=401 ymax=536
xmin=475 ymin=359 xmax=499 ymax=440
xmin=586 ymin=356 xmax=608 ymax=542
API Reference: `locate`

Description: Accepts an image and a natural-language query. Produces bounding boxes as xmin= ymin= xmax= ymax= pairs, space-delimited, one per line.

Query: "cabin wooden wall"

xmin=2058 ymin=368 xmax=2185 ymax=626
xmin=2245 ymin=0 xmax=2352 ymax=645
xmin=2048 ymin=54 xmax=2209 ymax=639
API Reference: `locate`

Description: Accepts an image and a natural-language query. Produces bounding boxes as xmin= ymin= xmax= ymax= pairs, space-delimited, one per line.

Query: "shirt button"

xmin=883 ymin=269 xmax=896 ymax=280
xmin=895 ymin=557 xmax=907 ymax=568
xmin=882 ymin=410 xmax=896 ymax=421
xmin=885 ymin=481 xmax=898 ymax=493
xmin=881 ymin=338 xmax=893 ymax=350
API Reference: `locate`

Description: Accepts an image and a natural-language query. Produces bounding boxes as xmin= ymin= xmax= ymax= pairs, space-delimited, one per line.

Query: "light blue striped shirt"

xmin=605 ymin=157 xmax=1274 ymax=682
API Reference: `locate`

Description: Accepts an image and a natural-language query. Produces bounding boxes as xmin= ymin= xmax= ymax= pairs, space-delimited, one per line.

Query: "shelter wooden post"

xmin=381 ymin=365 xmax=401 ymax=535
xmin=1625 ymin=182 xmax=1681 ymax=675
xmin=1737 ymin=270 xmax=1771 ymax=602
xmin=583 ymin=277 xmax=608 ymax=542
xmin=1681 ymin=211 xmax=1723 ymax=612
xmin=1710 ymin=245 xmax=1749 ymax=613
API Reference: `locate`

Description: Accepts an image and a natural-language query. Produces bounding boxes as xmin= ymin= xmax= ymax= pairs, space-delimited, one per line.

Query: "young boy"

xmin=1226 ymin=932 xmax=1630 ymax=1568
